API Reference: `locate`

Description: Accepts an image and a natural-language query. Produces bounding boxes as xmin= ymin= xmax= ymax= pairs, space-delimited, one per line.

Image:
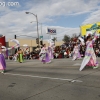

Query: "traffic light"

xmin=36 ymin=38 xmax=39 ymax=44
xmin=40 ymin=40 xmax=43 ymax=45
xmin=14 ymin=35 xmax=16 ymax=39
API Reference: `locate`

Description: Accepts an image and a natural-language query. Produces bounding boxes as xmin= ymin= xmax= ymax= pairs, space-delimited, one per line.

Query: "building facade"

xmin=8 ymin=38 xmax=64 ymax=52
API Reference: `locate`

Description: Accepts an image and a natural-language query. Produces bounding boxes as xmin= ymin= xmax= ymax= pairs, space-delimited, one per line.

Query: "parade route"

xmin=0 ymin=58 xmax=100 ymax=100
xmin=4 ymin=73 xmax=83 ymax=83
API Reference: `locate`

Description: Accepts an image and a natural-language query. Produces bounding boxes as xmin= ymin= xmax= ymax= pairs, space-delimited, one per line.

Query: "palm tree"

xmin=52 ymin=37 xmax=57 ymax=44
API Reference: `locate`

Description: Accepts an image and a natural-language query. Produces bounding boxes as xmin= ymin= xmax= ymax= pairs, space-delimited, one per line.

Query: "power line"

xmin=16 ymin=35 xmax=37 ymax=38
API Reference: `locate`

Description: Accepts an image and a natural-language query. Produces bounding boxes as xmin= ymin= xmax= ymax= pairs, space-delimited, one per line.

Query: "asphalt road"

xmin=0 ymin=58 xmax=100 ymax=100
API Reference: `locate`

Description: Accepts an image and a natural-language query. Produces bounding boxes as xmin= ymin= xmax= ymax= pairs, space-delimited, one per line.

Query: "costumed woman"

xmin=72 ymin=43 xmax=81 ymax=60
xmin=0 ymin=43 xmax=6 ymax=73
xmin=48 ymin=39 xmax=55 ymax=59
xmin=39 ymin=44 xmax=51 ymax=64
xmin=13 ymin=52 xmax=18 ymax=61
xmin=79 ymin=34 xmax=98 ymax=71
xmin=17 ymin=48 xmax=24 ymax=63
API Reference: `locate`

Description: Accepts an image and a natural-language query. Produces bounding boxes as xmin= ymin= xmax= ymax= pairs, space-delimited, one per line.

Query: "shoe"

xmin=93 ymin=66 xmax=98 ymax=69
xmin=46 ymin=61 xmax=51 ymax=64
xmin=1 ymin=71 xmax=4 ymax=74
xmin=43 ymin=62 xmax=46 ymax=64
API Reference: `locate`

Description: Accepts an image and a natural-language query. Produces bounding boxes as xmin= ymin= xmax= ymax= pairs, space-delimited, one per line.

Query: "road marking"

xmin=5 ymin=73 xmax=82 ymax=83
xmin=73 ymin=63 xmax=81 ymax=66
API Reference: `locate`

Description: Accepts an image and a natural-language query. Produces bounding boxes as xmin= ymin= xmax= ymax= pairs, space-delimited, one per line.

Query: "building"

xmin=8 ymin=38 xmax=64 ymax=52
xmin=0 ymin=34 xmax=6 ymax=46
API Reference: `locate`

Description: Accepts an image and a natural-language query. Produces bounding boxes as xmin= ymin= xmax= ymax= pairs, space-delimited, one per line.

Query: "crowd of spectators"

xmin=54 ymin=35 xmax=100 ymax=58
xmin=8 ymin=49 xmax=41 ymax=60
xmin=8 ymin=35 xmax=100 ymax=60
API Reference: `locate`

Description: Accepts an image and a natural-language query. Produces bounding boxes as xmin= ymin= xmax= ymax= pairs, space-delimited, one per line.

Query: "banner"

xmin=47 ymin=28 xmax=56 ymax=35
xmin=80 ymin=22 xmax=100 ymax=36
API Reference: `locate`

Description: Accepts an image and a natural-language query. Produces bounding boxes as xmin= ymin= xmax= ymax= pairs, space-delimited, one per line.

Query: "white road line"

xmin=73 ymin=63 xmax=81 ymax=66
xmin=4 ymin=73 xmax=83 ymax=83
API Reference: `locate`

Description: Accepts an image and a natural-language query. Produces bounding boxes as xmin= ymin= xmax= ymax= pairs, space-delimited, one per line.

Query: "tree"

xmin=52 ymin=37 xmax=57 ymax=44
xmin=70 ymin=33 xmax=80 ymax=42
xmin=62 ymin=35 xmax=70 ymax=43
xmin=72 ymin=33 xmax=77 ymax=38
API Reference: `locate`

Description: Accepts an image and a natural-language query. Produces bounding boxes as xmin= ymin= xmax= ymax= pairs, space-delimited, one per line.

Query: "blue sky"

xmin=46 ymin=14 xmax=89 ymax=27
xmin=0 ymin=0 xmax=100 ymax=41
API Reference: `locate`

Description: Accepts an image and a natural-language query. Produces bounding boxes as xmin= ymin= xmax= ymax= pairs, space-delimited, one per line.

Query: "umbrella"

xmin=1 ymin=46 xmax=6 ymax=49
xmin=78 ymin=37 xmax=85 ymax=45
xmin=86 ymin=31 xmax=93 ymax=36
xmin=23 ymin=44 xmax=28 ymax=47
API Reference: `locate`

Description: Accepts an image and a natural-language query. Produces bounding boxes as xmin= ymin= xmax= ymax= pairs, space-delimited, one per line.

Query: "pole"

xmin=50 ymin=35 xmax=53 ymax=40
xmin=40 ymin=23 xmax=43 ymax=45
xmin=25 ymin=12 xmax=40 ymax=47
xmin=36 ymin=15 xmax=39 ymax=47
xmin=41 ymin=23 xmax=42 ymax=36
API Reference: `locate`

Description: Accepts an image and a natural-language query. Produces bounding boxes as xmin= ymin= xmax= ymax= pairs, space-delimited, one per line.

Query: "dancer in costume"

xmin=0 ymin=43 xmax=6 ymax=73
xmin=17 ymin=48 xmax=24 ymax=63
xmin=13 ymin=53 xmax=18 ymax=61
xmin=79 ymin=35 xmax=98 ymax=71
xmin=39 ymin=44 xmax=51 ymax=64
xmin=72 ymin=43 xmax=81 ymax=60
xmin=0 ymin=43 xmax=15 ymax=73
xmin=48 ymin=39 xmax=55 ymax=59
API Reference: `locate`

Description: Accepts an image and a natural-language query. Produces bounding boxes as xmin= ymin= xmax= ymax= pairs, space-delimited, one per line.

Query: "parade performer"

xmin=39 ymin=44 xmax=51 ymax=64
xmin=79 ymin=34 xmax=98 ymax=71
xmin=17 ymin=48 xmax=24 ymax=63
xmin=13 ymin=53 xmax=18 ymax=61
xmin=0 ymin=43 xmax=6 ymax=73
xmin=22 ymin=44 xmax=29 ymax=60
xmin=10 ymin=39 xmax=22 ymax=62
xmin=72 ymin=43 xmax=81 ymax=60
xmin=0 ymin=44 xmax=12 ymax=73
xmin=48 ymin=39 xmax=55 ymax=59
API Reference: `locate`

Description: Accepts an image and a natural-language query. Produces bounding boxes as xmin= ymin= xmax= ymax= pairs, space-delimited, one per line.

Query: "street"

xmin=0 ymin=58 xmax=100 ymax=100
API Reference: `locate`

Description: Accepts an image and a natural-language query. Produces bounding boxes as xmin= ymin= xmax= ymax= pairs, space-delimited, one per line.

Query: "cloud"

xmin=0 ymin=0 xmax=100 ymax=42
xmin=55 ymin=27 xmax=80 ymax=41
xmin=82 ymin=9 xmax=100 ymax=25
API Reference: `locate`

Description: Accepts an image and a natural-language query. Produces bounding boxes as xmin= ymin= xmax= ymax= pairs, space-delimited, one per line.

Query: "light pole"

xmin=30 ymin=21 xmax=43 ymax=38
xmin=40 ymin=23 xmax=42 ymax=37
xmin=25 ymin=12 xmax=40 ymax=47
xmin=31 ymin=21 xmax=43 ymax=45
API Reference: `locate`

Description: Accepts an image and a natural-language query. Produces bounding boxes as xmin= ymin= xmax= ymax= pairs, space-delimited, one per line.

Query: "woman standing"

xmin=39 ymin=44 xmax=51 ymax=64
xmin=17 ymin=48 xmax=24 ymax=63
xmin=0 ymin=43 xmax=6 ymax=73
xmin=79 ymin=35 xmax=98 ymax=71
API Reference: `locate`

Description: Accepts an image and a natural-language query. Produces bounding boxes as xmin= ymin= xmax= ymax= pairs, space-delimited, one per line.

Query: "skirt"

xmin=0 ymin=54 xmax=6 ymax=70
xmin=17 ymin=54 xmax=23 ymax=63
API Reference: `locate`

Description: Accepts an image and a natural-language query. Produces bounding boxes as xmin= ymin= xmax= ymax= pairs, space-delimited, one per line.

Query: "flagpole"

xmin=50 ymin=35 xmax=53 ymax=40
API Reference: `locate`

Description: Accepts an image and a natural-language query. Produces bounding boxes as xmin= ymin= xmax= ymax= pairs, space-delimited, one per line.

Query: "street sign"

xmin=40 ymin=36 xmax=43 ymax=39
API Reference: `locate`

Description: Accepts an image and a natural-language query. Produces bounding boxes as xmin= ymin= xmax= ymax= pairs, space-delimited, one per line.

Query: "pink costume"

xmin=79 ymin=36 xmax=98 ymax=71
xmin=72 ymin=45 xmax=81 ymax=60
xmin=0 ymin=48 xmax=6 ymax=73
xmin=39 ymin=47 xmax=51 ymax=63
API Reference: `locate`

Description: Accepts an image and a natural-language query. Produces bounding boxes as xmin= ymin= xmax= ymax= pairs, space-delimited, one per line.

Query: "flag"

xmin=47 ymin=28 xmax=56 ymax=35
xmin=90 ymin=23 xmax=98 ymax=30
xmin=86 ymin=23 xmax=98 ymax=35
